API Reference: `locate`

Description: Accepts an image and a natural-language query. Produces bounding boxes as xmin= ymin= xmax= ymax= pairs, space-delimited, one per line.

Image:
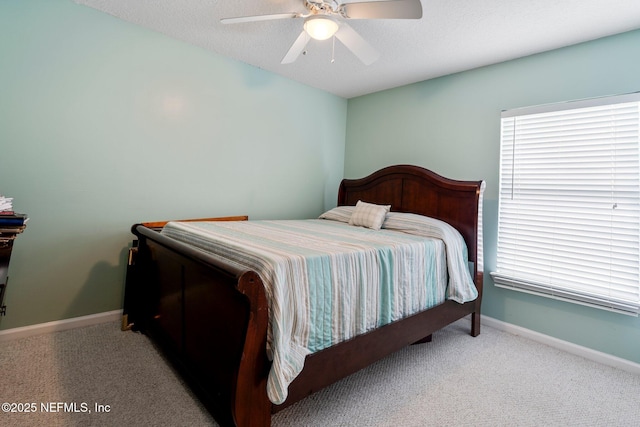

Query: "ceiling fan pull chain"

xmin=331 ymin=35 xmax=336 ymax=63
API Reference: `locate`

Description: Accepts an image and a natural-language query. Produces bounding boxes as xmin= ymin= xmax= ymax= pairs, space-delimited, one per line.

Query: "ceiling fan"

xmin=221 ymin=0 xmax=423 ymax=65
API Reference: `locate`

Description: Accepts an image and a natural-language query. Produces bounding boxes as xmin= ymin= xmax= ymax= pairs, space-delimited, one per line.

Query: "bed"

xmin=123 ymin=164 xmax=485 ymax=427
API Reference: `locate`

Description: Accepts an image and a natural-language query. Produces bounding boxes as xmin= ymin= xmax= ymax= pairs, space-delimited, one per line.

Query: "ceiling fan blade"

xmin=281 ymin=31 xmax=311 ymax=64
xmin=341 ymin=0 xmax=423 ymax=19
xmin=221 ymin=13 xmax=300 ymax=25
xmin=335 ymin=23 xmax=380 ymax=65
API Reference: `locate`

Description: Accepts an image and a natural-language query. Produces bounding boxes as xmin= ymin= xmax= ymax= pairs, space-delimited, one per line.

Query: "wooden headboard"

xmin=338 ymin=165 xmax=485 ymax=271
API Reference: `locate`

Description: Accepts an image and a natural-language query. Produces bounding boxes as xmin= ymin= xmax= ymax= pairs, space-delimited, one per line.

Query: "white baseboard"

xmin=2 ymin=310 xmax=639 ymax=376
xmin=478 ymin=315 xmax=640 ymax=375
xmin=0 ymin=310 xmax=122 ymax=342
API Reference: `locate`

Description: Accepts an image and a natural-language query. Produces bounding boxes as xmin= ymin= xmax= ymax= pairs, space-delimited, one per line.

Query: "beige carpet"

xmin=1 ymin=319 xmax=639 ymax=426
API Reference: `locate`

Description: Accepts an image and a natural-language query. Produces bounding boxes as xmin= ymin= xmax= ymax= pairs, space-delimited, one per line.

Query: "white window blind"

xmin=492 ymin=93 xmax=640 ymax=316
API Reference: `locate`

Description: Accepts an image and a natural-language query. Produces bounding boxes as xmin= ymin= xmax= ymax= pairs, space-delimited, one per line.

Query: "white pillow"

xmin=348 ymin=200 xmax=390 ymax=230
xmin=318 ymin=206 xmax=355 ymax=223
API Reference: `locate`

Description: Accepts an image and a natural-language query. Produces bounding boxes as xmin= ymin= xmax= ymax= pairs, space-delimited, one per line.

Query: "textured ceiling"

xmin=74 ymin=0 xmax=640 ymax=98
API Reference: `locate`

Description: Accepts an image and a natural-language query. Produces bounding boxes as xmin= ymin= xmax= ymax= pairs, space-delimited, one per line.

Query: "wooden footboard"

xmin=126 ymin=222 xmax=271 ymax=426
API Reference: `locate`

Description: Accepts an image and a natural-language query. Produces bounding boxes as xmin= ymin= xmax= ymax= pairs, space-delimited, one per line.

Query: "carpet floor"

xmin=1 ymin=318 xmax=638 ymax=426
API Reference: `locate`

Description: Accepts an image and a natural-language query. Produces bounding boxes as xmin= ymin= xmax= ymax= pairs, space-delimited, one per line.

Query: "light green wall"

xmin=2 ymin=0 xmax=638 ymax=367
xmin=0 ymin=0 xmax=347 ymax=329
xmin=345 ymin=30 xmax=640 ymax=363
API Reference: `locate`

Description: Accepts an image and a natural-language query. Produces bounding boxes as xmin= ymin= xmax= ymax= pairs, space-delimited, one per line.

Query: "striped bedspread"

xmin=161 ymin=217 xmax=477 ymax=404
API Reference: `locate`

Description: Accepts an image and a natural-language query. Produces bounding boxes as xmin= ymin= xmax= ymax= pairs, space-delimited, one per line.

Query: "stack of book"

xmin=0 ymin=195 xmax=28 ymax=234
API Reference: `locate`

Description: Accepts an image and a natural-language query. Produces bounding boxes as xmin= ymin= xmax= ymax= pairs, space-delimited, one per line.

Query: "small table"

xmin=0 ymin=225 xmax=26 ymax=316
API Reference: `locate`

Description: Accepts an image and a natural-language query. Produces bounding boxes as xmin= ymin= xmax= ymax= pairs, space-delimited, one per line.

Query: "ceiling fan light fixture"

xmin=304 ymin=15 xmax=339 ymax=40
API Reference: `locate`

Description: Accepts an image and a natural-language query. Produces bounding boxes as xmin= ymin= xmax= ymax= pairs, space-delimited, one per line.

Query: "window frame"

xmin=492 ymin=92 xmax=640 ymax=316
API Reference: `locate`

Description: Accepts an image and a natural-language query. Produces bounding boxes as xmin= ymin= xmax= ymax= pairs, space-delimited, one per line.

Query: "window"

xmin=492 ymin=93 xmax=640 ymax=316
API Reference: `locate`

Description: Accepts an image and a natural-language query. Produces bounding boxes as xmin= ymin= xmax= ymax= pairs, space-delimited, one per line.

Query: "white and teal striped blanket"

xmin=161 ymin=216 xmax=477 ymax=404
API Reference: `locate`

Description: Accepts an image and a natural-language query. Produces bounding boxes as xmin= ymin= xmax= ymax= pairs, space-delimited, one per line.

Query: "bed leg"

xmin=411 ymin=334 xmax=433 ymax=345
xmin=121 ymin=314 xmax=132 ymax=331
xmin=471 ymin=312 xmax=481 ymax=337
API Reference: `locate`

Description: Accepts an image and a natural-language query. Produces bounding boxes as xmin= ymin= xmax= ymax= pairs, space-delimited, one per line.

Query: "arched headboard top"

xmin=338 ymin=165 xmax=485 ymax=275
